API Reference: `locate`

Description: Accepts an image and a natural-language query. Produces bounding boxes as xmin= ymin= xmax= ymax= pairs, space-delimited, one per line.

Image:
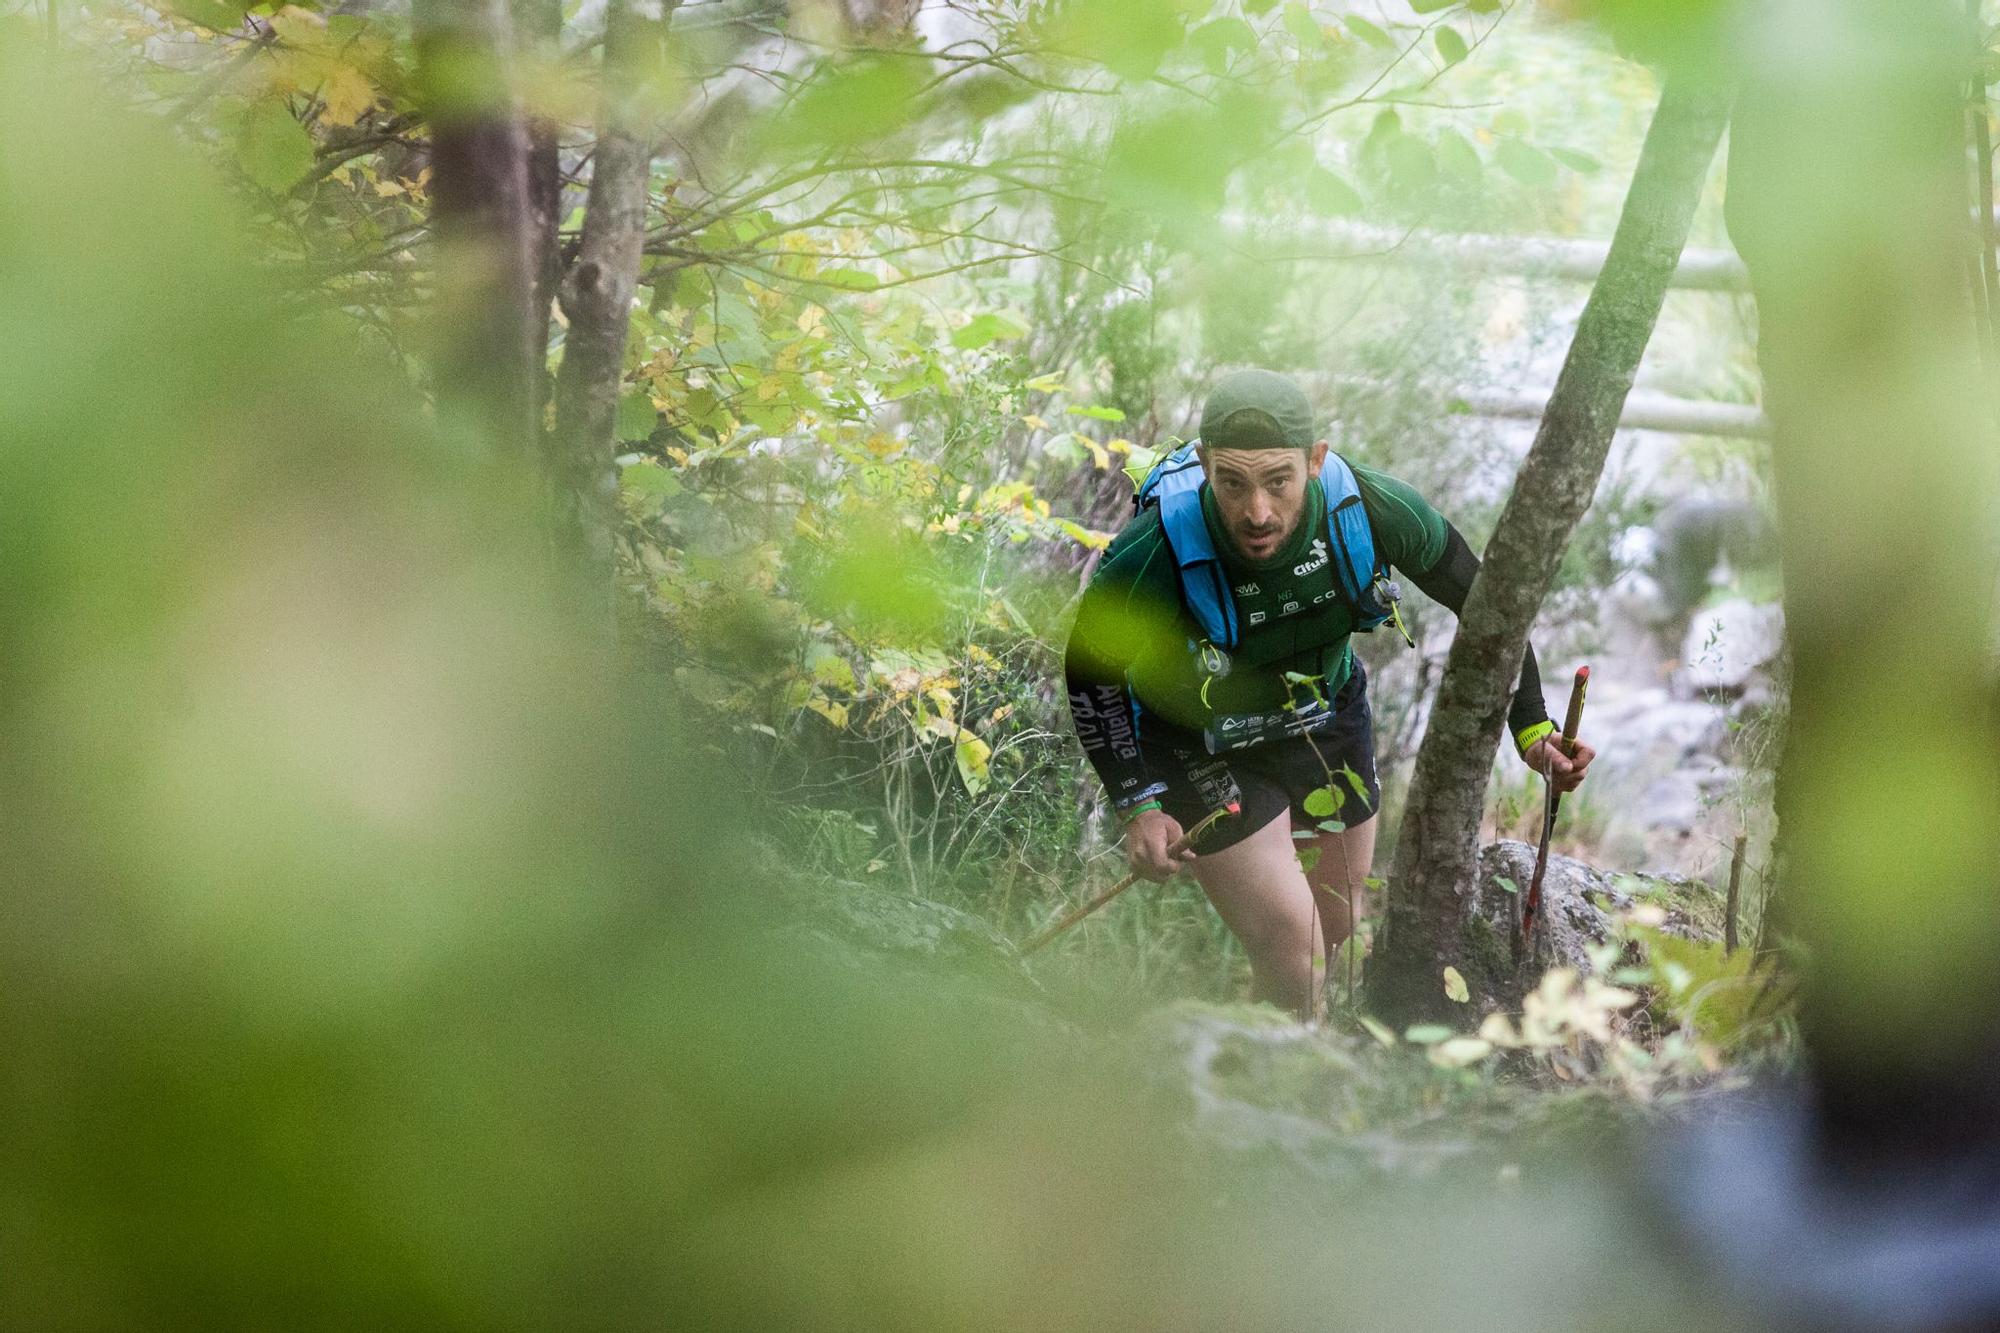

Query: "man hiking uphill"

xmin=1065 ymin=369 xmax=1596 ymax=1019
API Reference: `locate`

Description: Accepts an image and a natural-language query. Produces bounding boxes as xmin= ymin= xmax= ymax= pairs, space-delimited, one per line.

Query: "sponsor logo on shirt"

xmin=1247 ymin=610 xmax=1267 ymax=625
xmin=1293 ymin=537 xmax=1329 ymax=578
xmin=1234 ymin=581 xmax=1260 ymax=596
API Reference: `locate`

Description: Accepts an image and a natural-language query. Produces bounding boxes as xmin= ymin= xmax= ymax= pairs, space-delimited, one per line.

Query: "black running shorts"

xmin=1148 ymin=660 xmax=1382 ymax=854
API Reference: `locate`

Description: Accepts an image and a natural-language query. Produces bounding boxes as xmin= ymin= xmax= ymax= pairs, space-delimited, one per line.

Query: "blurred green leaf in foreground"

xmin=0 ymin=22 xmax=1748 ymax=1333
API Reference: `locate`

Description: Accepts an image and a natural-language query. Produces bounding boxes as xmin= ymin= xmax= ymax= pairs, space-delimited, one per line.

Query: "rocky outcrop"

xmin=1134 ymin=1000 xmax=1646 ymax=1185
xmin=1452 ymin=839 xmax=1724 ymax=1013
xmin=1138 ymin=1003 xmax=1380 ymax=1181
xmin=1565 ymin=676 xmax=1771 ymax=880
xmin=1135 ymin=1002 xmax=1509 ymax=1182
xmin=1680 ymin=597 xmax=1784 ymax=695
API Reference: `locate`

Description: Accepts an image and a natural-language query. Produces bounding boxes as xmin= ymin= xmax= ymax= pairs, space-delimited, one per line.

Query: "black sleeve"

xmin=1405 ymin=523 xmax=1552 ymax=741
xmin=1064 ymin=572 xmax=1172 ymax=810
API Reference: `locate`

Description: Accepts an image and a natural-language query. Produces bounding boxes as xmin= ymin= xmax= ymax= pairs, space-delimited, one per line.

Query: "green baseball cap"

xmin=1198 ymin=368 xmax=1317 ymax=450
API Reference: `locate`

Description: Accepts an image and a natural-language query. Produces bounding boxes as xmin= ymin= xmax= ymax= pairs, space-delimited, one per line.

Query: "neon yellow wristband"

xmin=1515 ymin=720 xmax=1556 ymax=755
xmin=1119 ymin=799 xmax=1163 ymax=823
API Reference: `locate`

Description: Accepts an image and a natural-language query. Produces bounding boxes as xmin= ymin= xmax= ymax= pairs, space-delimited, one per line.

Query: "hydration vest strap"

xmin=1328 ymin=495 xmax=1373 ymax=612
xmin=1148 ymin=444 xmax=1239 ymax=647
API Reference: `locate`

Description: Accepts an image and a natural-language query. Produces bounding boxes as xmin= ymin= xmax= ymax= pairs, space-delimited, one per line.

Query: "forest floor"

xmin=775 ymin=843 xmax=1789 ymax=1200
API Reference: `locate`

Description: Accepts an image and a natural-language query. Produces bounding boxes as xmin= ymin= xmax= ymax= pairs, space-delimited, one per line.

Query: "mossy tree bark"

xmin=515 ymin=0 xmax=565 ymax=408
xmin=550 ymin=0 xmax=673 ymax=603
xmin=1368 ymin=75 xmax=1729 ymax=1026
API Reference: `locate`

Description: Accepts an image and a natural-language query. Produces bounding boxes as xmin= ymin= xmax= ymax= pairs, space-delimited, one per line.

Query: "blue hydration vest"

xmin=1135 ymin=440 xmax=1392 ymax=650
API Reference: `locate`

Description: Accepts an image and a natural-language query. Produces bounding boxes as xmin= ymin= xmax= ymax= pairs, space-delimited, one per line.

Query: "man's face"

xmin=1201 ymin=440 xmax=1329 ymax=561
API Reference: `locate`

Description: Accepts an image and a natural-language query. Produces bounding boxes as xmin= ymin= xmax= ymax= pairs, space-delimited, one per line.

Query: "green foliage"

xmin=22 ymin=10 xmax=1800 ymax=1319
xmin=234 ymin=98 xmax=313 ymax=192
xmin=765 ymin=54 xmax=931 ymax=152
xmin=1624 ymin=924 xmax=1773 ymax=1052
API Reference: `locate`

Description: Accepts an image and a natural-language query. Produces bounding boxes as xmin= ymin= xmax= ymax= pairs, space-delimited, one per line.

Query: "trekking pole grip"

xmin=1560 ymin=665 xmax=1589 ymax=753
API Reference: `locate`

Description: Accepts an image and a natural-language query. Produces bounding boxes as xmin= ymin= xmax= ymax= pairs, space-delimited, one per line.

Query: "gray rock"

xmin=1680 ymin=598 xmax=1784 ymax=695
xmin=1588 ymin=684 xmax=1729 ymax=765
xmin=1553 ymin=680 xmax=1750 ymax=876
xmin=1728 ymin=683 xmax=1777 ymax=728
xmin=1134 ymin=1000 xmax=1647 ymax=1185
xmin=1141 ymin=1003 xmax=1368 ymax=1176
xmin=1135 ymin=1003 xmax=1477 ymax=1181
xmin=1457 ymin=840 xmax=1724 ymax=1012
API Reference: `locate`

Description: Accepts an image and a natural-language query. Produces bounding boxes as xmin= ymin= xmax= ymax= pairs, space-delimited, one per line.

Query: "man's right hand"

xmin=1125 ymin=808 xmax=1196 ymax=882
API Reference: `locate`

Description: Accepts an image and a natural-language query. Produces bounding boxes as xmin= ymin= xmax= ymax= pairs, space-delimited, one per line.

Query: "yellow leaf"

xmin=1055 ymin=518 xmax=1111 ymax=550
xmin=261 ymin=49 xmax=312 ymax=98
xmin=1588 ymin=982 xmax=1641 ymax=1010
xmin=1443 ymin=965 xmax=1470 ymax=1003
xmin=1357 ymin=1015 xmax=1398 ymax=1048
xmin=810 ymin=652 xmax=854 ymax=690
xmin=1428 ymin=1037 xmax=1494 ymax=1069
xmin=373 ymin=178 xmax=406 ymax=197
xmin=317 ymin=62 xmax=377 ymax=128
xmin=954 ymin=731 xmax=992 ymax=794
xmin=1021 ymin=413 xmax=1048 ymax=430
xmin=806 ymin=696 xmax=849 ymax=729
xmin=269 ymin=4 xmax=327 ymax=46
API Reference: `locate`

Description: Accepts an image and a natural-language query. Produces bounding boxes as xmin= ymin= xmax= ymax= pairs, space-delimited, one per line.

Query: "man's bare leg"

xmin=1188 ymin=809 xmax=1320 ymax=1017
xmin=1303 ymin=814 xmax=1378 ymax=1005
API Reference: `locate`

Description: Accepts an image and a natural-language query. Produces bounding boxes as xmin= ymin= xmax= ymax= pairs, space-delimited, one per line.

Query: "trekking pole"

xmin=1523 ymin=665 xmax=1590 ymax=933
xmin=1022 ymin=802 xmax=1239 ymax=955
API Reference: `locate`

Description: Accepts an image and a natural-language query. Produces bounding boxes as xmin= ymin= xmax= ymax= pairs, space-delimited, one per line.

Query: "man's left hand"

xmin=1522 ymin=735 xmax=1595 ymax=794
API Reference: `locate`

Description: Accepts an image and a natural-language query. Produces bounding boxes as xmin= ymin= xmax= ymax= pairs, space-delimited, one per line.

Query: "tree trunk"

xmin=550 ymin=0 xmax=671 ymax=597
xmin=413 ymin=0 xmax=541 ymax=465
xmin=1725 ymin=1 xmax=2000 ymax=1164
xmin=516 ymin=0 xmax=565 ymax=411
xmin=1368 ymin=75 xmax=1729 ymax=1026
